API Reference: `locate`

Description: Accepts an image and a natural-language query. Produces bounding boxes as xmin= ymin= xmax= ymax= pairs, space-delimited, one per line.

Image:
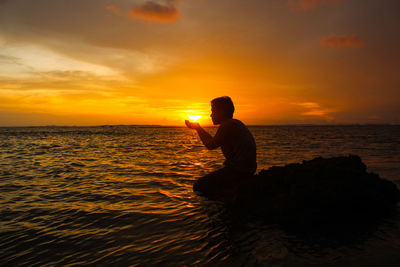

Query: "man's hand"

xmin=185 ymin=120 xmax=200 ymax=130
xmin=185 ymin=120 xmax=218 ymax=150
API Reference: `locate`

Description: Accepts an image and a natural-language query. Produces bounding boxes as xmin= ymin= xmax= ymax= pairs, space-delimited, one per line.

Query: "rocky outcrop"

xmin=195 ymin=155 xmax=400 ymax=224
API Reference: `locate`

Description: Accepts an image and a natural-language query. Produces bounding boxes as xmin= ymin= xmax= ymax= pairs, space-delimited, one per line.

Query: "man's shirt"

xmin=212 ymin=118 xmax=257 ymax=174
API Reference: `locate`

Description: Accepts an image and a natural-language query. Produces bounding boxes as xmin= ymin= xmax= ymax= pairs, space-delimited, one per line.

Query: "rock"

xmin=196 ymin=155 xmax=400 ymax=224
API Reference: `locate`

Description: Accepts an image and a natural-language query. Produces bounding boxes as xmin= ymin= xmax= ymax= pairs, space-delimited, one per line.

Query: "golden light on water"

xmin=187 ymin=115 xmax=202 ymax=122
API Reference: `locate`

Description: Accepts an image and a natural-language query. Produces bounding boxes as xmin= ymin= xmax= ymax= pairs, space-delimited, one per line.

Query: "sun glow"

xmin=187 ymin=115 xmax=201 ymax=122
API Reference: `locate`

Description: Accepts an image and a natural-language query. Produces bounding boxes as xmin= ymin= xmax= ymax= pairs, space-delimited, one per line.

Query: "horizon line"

xmin=0 ymin=123 xmax=399 ymax=128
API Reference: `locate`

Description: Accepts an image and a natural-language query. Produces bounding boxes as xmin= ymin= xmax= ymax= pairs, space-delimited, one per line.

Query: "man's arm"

xmin=196 ymin=126 xmax=220 ymax=150
xmin=185 ymin=120 xmax=221 ymax=150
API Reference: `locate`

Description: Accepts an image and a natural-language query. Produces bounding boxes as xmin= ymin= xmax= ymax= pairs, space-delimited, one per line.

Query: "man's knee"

xmin=193 ymin=174 xmax=212 ymax=192
xmin=193 ymin=168 xmax=231 ymax=193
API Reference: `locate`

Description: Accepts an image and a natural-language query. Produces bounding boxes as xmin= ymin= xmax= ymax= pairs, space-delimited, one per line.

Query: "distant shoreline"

xmin=0 ymin=123 xmax=399 ymax=128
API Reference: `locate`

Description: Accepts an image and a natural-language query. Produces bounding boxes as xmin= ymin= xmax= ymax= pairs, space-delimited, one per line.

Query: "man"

xmin=185 ymin=96 xmax=257 ymax=196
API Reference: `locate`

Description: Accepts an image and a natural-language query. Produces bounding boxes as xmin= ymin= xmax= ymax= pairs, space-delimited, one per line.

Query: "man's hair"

xmin=211 ymin=96 xmax=235 ymax=118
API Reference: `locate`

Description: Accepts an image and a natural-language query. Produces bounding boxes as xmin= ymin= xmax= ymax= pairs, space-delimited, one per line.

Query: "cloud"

xmin=320 ymin=34 xmax=365 ymax=48
xmin=288 ymin=0 xmax=343 ymax=10
xmin=297 ymin=102 xmax=320 ymax=109
xmin=0 ymin=70 xmax=145 ymax=122
xmin=0 ymin=54 xmax=20 ymax=64
xmin=105 ymin=5 xmax=122 ymax=16
xmin=297 ymin=102 xmax=335 ymax=119
xmin=0 ymin=44 xmax=119 ymax=79
xmin=129 ymin=0 xmax=180 ymax=23
xmin=0 ymin=70 xmax=122 ymax=93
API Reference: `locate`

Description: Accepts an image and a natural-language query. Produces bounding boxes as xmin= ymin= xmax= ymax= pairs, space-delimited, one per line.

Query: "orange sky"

xmin=0 ymin=0 xmax=399 ymax=126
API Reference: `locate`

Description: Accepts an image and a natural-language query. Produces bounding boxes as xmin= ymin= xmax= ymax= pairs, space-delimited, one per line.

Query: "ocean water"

xmin=1 ymin=125 xmax=400 ymax=266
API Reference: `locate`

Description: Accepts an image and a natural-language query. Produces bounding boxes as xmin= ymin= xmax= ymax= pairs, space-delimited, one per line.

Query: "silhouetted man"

xmin=185 ymin=96 xmax=257 ymax=195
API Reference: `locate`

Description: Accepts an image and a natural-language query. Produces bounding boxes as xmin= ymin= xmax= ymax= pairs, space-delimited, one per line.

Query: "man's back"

xmin=216 ymin=118 xmax=257 ymax=174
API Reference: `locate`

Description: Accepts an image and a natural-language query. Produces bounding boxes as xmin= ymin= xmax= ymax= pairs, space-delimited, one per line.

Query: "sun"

xmin=188 ymin=115 xmax=202 ymax=122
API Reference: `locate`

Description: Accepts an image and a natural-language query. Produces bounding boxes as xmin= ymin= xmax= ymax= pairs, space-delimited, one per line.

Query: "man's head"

xmin=210 ymin=96 xmax=235 ymax=125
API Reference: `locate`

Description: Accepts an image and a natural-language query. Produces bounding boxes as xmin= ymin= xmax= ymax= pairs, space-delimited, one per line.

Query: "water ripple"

xmin=1 ymin=125 xmax=400 ymax=265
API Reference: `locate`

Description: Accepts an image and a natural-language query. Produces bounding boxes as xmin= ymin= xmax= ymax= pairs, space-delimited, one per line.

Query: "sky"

xmin=0 ymin=0 xmax=399 ymax=126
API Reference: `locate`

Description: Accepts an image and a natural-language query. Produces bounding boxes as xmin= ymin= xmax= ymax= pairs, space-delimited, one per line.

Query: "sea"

xmin=1 ymin=125 xmax=400 ymax=266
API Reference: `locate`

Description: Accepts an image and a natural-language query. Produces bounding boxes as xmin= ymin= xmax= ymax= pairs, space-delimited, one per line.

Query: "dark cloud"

xmin=129 ymin=0 xmax=180 ymax=23
xmin=320 ymin=34 xmax=365 ymax=48
xmin=288 ymin=0 xmax=343 ymax=10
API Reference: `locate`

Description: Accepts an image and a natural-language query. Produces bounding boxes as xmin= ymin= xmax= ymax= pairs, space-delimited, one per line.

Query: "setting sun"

xmin=188 ymin=115 xmax=202 ymax=122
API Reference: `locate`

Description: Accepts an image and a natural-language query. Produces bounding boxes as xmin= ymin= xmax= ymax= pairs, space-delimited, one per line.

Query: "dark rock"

xmin=195 ymin=155 xmax=400 ymax=224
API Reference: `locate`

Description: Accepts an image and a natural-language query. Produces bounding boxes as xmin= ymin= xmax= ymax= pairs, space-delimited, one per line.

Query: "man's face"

xmin=210 ymin=105 xmax=224 ymax=125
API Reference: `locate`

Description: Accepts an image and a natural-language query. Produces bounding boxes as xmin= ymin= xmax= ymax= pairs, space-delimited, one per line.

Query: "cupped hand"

xmin=185 ymin=120 xmax=200 ymax=129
